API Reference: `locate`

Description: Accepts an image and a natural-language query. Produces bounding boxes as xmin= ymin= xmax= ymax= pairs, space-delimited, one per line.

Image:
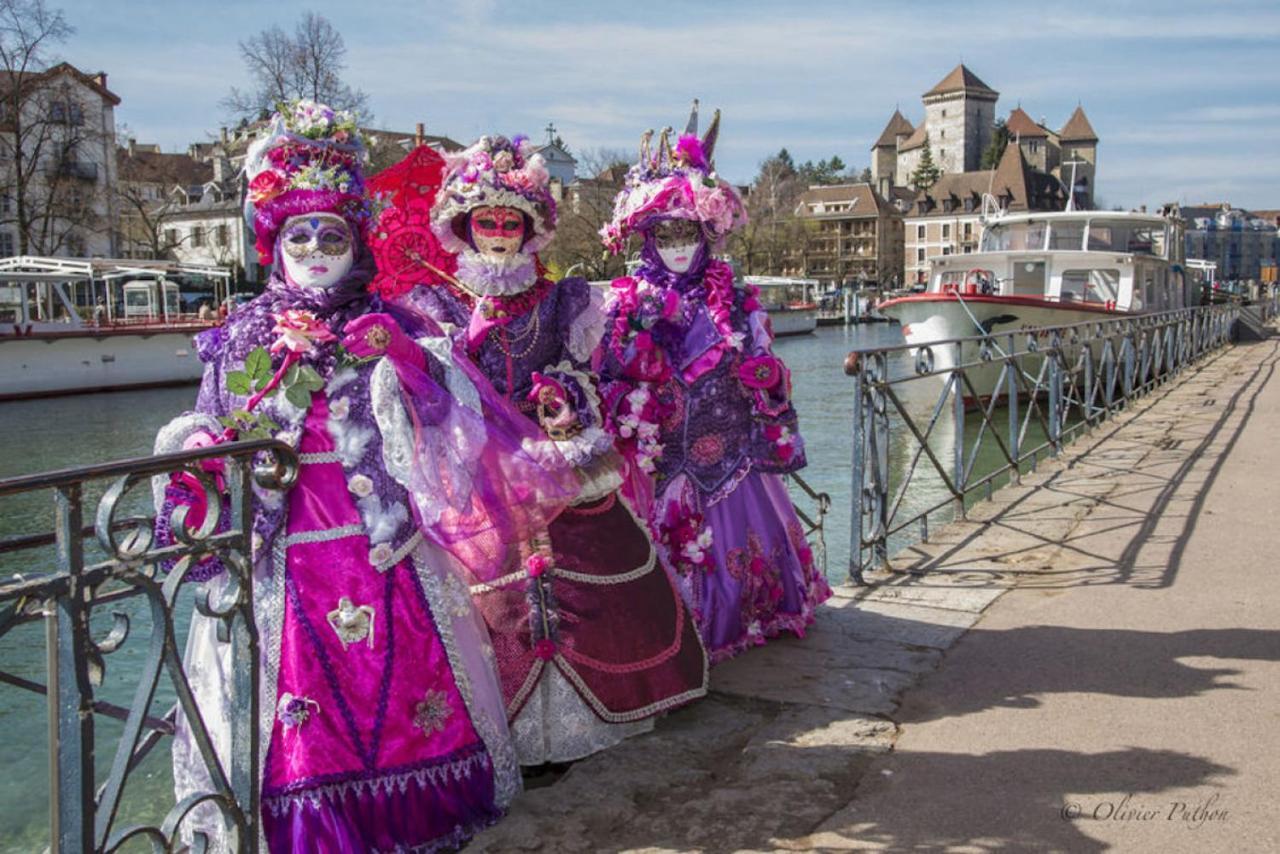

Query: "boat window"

xmin=1059 ymin=269 xmax=1119 ymax=304
xmin=0 ymin=285 xmax=21 ymax=325
xmin=1048 ymin=221 xmax=1085 ymax=250
xmin=1086 ymin=220 xmax=1167 ymax=257
xmin=981 ymin=221 xmax=1047 ymax=252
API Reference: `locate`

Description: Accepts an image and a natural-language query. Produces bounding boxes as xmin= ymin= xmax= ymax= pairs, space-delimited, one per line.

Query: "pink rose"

xmin=249 ymin=170 xmax=287 ymax=204
xmin=526 ymin=553 xmax=551 ymax=578
xmin=271 ymin=309 xmax=336 ymax=355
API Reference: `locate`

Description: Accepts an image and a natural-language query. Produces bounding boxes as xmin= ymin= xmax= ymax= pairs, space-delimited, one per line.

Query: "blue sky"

xmin=59 ymin=0 xmax=1280 ymax=210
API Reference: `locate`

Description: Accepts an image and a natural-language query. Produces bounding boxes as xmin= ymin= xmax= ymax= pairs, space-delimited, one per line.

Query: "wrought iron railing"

xmin=0 ymin=440 xmax=296 ymax=852
xmin=787 ymin=472 xmax=831 ymax=577
xmin=842 ymin=300 xmax=1268 ymax=582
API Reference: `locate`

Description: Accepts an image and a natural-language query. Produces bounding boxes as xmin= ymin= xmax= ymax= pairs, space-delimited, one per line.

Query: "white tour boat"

xmin=0 ymin=257 xmax=233 ymax=400
xmin=742 ymin=275 xmax=819 ymax=337
xmin=877 ymin=209 xmax=1189 ymax=401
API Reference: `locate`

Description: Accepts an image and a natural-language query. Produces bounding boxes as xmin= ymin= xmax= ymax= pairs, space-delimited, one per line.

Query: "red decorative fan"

xmin=367 ymin=145 xmax=457 ymax=298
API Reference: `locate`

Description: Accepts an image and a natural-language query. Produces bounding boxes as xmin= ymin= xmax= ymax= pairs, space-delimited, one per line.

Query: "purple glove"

xmin=342 ymin=314 xmax=425 ymax=372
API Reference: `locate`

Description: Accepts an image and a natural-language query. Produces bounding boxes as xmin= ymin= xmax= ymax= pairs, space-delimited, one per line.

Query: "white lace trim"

xmin=261 ymin=750 xmax=493 ymax=815
xmin=566 ymin=284 xmax=607 ymax=363
xmin=279 ymin=524 xmax=365 ymax=549
xmin=418 ymin=336 xmax=482 ymax=415
xmin=510 ymin=666 xmax=653 ymax=765
xmin=553 ymin=651 xmax=708 ymax=724
xmin=298 ymin=451 xmax=342 ymax=465
xmin=372 ymin=531 xmax=422 ymax=573
xmin=454 ymin=250 xmax=537 ymax=296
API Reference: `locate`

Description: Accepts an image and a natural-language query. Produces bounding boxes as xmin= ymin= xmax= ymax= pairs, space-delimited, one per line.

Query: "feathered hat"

xmin=429 ymin=134 xmax=557 ymax=256
xmin=601 ymin=101 xmax=747 ymax=254
xmin=242 ymin=99 xmax=371 ymax=265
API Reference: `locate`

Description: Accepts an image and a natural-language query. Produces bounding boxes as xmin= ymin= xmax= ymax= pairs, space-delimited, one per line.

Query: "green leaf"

xmin=283 ymin=364 xmax=301 ymax=387
xmin=243 ymin=426 xmax=271 ymax=441
xmin=259 ymin=416 xmax=281 ymax=431
xmin=285 ymin=384 xmax=312 ymax=410
xmin=231 ymin=409 xmax=253 ymax=423
xmin=296 ymin=365 xmax=325 ymax=391
xmin=225 ymin=371 xmax=251 ymax=396
xmin=217 ymin=415 xmax=239 ymax=429
xmin=245 ymin=347 xmax=272 ymax=382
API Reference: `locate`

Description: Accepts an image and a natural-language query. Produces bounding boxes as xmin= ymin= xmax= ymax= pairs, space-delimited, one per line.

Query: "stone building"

xmin=871 ymin=64 xmax=1095 ymax=283
xmin=903 ymin=143 xmax=1067 ymax=284
xmin=1169 ymin=203 xmax=1280 ymax=282
xmin=0 ymin=62 xmax=121 ymax=258
xmin=792 ymin=183 xmax=907 ymax=288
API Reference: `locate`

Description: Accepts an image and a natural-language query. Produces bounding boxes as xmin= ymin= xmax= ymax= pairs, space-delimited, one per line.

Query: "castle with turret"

xmin=870 ymin=64 xmax=1100 ymax=284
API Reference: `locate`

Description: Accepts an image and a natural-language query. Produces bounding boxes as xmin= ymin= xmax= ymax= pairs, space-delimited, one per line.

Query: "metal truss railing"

xmin=0 ymin=440 xmax=296 ymax=852
xmin=787 ymin=471 xmax=831 ymax=577
xmin=842 ymin=298 xmax=1271 ymax=582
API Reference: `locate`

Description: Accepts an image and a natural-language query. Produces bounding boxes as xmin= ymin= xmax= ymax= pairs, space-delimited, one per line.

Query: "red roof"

xmin=873 ymin=109 xmax=915 ymax=148
xmin=924 ymin=64 xmax=997 ymax=98
xmin=1005 ymin=107 xmax=1048 ymax=139
xmin=1059 ymin=105 xmax=1098 ymax=142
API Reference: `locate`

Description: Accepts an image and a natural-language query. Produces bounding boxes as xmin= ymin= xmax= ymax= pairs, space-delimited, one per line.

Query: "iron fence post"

xmin=953 ymin=341 xmax=966 ymax=518
xmin=849 ymin=361 xmax=867 ymax=584
xmin=49 ymin=484 xmax=94 ymax=852
xmin=1006 ymin=333 xmax=1020 ymax=484
xmin=228 ymin=459 xmax=260 ymax=851
xmin=1048 ymin=344 xmax=1062 ymax=452
xmin=872 ymin=358 xmax=890 ymax=571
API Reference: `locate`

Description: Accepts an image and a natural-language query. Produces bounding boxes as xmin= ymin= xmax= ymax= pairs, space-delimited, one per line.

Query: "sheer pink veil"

xmin=389 ymin=318 xmax=577 ymax=582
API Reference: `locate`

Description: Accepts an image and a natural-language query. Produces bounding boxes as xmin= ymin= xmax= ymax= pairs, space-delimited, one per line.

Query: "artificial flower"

xmin=271 ymin=309 xmax=337 ymax=355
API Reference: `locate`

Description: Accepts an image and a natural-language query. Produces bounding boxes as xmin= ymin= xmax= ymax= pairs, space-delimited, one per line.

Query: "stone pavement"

xmin=468 ymin=334 xmax=1280 ymax=854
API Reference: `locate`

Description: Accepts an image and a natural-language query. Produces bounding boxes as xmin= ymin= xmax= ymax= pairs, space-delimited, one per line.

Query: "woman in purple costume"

xmin=151 ymin=102 xmax=563 ymax=851
xmin=598 ymin=108 xmax=832 ymax=663
xmin=388 ymin=134 xmax=708 ymax=767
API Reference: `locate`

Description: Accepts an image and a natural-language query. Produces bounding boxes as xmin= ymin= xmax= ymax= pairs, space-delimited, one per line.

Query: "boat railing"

xmin=0 ymin=440 xmax=297 ymax=851
xmin=841 ymin=298 xmax=1272 ymax=582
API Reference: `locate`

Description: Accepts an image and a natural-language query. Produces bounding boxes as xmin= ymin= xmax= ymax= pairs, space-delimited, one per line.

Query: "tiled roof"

xmin=924 ymin=64 xmax=997 ymax=98
xmin=873 ymin=110 xmax=915 ymax=148
xmin=908 ymin=144 xmax=1066 ymax=218
xmin=1058 ymin=106 xmax=1098 ymax=142
xmin=797 ymin=183 xmax=891 ymax=217
xmin=898 ymin=123 xmax=930 ymax=152
xmin=1006 ymin=107 xmax=1049 ymax=139
xmin=117 ymin=149 xmax=212 ymax=186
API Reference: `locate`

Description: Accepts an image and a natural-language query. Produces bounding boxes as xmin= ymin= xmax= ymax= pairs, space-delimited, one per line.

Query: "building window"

xmin=215 ymin=224 xmax=228 ymax=246
xmin=963 ymin=222 xmax=973 ymax=238
xmin=942 ymin=224 xmax=951 ymax=238
xmin=940 ymin=129 xmax=946 ymax=139
xmin=941 ymin=109 xmax=947 ymax=118
xmin=0 ymin=194 xmax=9 ymax=214
xmin=0 ymin=231 xmax=14 ymax=257
xmin=917 ymin=248 xmax=925 ymax=262
xmin=191 ymin=226 xmax=204 ymax=248
xmin=164 ymin=228 xmax=178 ymax=246
xmin=916 ymin=225 xmax=925 ymax=239
xmin=942 ymin=246 xmax=952 ymax=256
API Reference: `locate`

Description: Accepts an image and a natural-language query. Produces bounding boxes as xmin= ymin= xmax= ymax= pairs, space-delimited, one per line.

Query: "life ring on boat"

xmin=964 ymin=269 xmax=993 ymax=296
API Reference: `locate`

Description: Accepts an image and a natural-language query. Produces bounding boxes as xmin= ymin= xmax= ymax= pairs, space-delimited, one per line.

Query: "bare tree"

xmin=115 ymin=182 xmax=190 ymax=259
xmin=728 ymin=151 xmax=813 ymax=276
xmin=224 ymin=12 xmax=370 ymax=121
xmin=543 ymin=147 xmax=630 ymax=281
xmin=0 ymin=0 xmax=107 ymax=255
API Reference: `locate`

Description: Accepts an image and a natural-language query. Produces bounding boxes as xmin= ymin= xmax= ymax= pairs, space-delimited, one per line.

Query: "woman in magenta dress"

xmin=373 ymin=134 xmax=708 ymax=766
xmin=152 ymin=102 xmax=566 ymax=851
xmin=598 ymin=109 xmax=832 ymax=663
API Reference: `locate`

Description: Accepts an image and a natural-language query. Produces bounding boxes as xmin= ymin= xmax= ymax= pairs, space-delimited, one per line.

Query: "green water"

xmin=0 ymin=325 xmax=1042 ymax=847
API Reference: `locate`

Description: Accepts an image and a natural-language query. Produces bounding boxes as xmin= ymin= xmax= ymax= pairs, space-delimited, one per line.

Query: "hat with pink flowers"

xmin=242 ymin=99 xmax=371 ymax=265
xmin=601 ymin=102 xmax=747 ymax=254
xmin=430 ymin=135 xmax=558 ymax=255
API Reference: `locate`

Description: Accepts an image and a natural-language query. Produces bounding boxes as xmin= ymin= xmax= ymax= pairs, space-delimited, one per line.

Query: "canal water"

xmin=0 ymin=323 xmax=1027 ymax=848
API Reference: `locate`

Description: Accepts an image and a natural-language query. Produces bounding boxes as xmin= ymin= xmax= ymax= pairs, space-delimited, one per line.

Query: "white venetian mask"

xmin=653 ymin=218 xmax=703 ymax=274
xmin=279 ymin=213 xmax=354 ymax=290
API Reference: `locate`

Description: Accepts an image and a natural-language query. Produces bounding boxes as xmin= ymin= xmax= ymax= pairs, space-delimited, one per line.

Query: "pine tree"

xmin=980 ymin=119 xmax=1010 ymax=170
xmin=910 ymin=142 xmax=942 ymax=191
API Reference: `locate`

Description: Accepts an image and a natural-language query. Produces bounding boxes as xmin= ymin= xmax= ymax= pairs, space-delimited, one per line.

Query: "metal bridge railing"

xmin=0 ymin=440 xmax=296 ymax=853
xmin=842 ymin=300 xmax=1266 ymax=583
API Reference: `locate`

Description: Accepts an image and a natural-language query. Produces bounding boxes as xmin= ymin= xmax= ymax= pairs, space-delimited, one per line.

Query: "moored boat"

xmin=743 ymin=275 xmax=819 ymax=337
xmin=878 ymin=209 xmax=1189 ymax=400
xmin=0 ymin=257 xmax=233 ymax=400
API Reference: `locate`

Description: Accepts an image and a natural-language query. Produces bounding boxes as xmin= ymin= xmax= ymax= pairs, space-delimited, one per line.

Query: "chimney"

xmin=94 ymin=71 xmax=108 ymax=89
xmin=220 ymin=126 xmax=228 ymax=144
xmin=127 ymin=137 xmax=135 ymax=156
xmin=213 ymin=156 xmax=228 ymax=183
xmin=415 ymin=122 xmax=425 ymax=147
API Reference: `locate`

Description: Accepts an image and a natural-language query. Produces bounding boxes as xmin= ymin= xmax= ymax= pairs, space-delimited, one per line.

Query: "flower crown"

xmin=243 ymin=100 xmax=373 ymax=264
xmin=601 ymin=105 xmax=747 ymax=254
xmin=430 ymin=134 xmax=557 ymax=255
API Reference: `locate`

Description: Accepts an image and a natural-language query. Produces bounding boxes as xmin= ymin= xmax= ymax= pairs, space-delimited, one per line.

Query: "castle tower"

xmin=920 ymin=64 xmax=998 ymax=173
xmin=871 ymin=109 xmax=914 ymax=196
xmin=1058 ymin=105 xmax=1098 ymax=209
